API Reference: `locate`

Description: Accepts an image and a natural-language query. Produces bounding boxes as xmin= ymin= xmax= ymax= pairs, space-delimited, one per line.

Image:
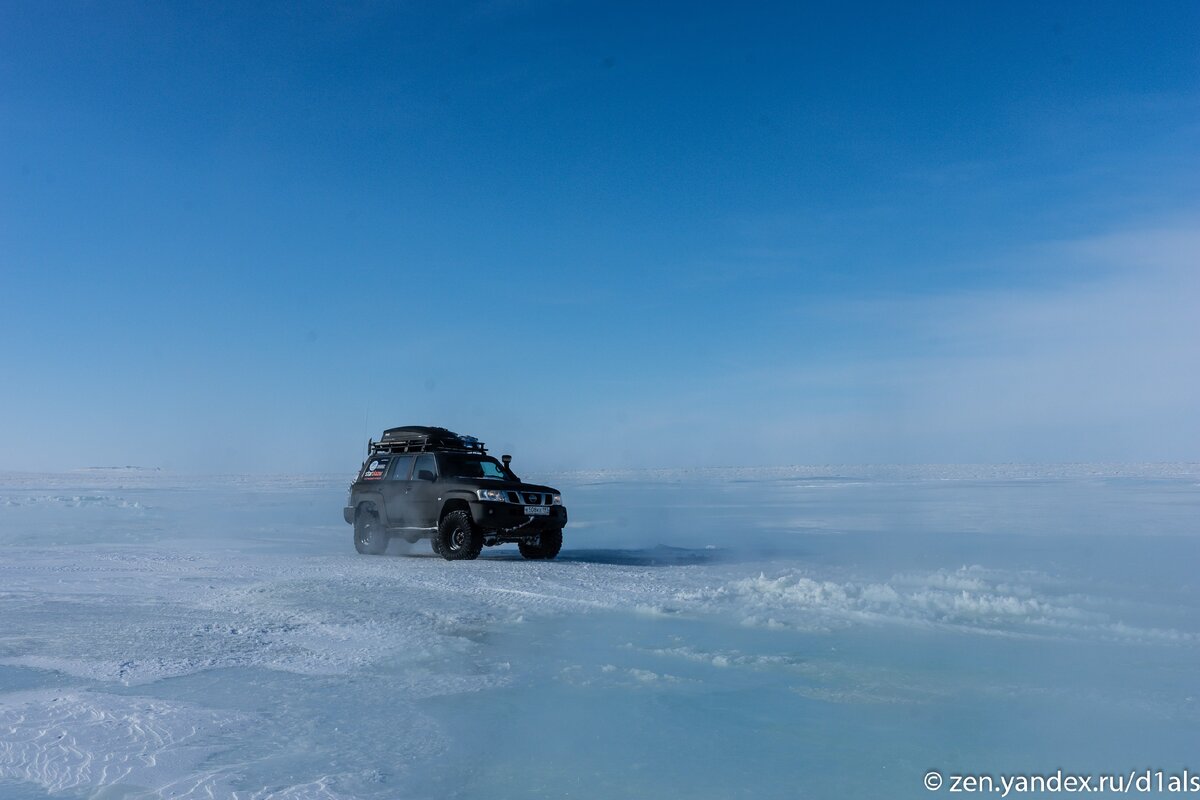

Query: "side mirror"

xmin=417 ymin=469 xmax=436 ymax=482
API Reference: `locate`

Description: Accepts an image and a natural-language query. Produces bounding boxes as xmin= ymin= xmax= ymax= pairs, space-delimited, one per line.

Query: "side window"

xmin=413 ymin=454 xmax=437 ymax=481
xmin=361 ymin=457 xmax=390 ymax=481
xmin=479 ymin=461 xmax=505 ymax=479
xmin=388 ymin=455 xmax=415 ymax=480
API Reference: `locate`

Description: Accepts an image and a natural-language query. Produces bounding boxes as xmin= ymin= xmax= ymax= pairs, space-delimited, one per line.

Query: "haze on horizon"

xmin=2 ymin=2 xmax=1197 ymax=473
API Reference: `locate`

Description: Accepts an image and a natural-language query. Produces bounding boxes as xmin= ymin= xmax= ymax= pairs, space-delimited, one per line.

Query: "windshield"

xmin=440 ymin=454 xmax=516 ymax=481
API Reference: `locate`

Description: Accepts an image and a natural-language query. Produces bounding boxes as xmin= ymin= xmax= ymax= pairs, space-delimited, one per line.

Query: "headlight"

xmin=552 ymin=494 xmax=562 ymax=506
xmin=477 ymin=488 xmax=507 ymax=502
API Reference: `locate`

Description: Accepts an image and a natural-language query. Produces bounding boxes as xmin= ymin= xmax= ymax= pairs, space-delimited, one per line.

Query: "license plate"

xmin=524 ymin=506 xmax=550 ymax=516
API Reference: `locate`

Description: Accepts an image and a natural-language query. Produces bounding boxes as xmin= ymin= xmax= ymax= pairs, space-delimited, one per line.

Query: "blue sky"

xmin=2 ymin=1 xmax=1197 ymax=472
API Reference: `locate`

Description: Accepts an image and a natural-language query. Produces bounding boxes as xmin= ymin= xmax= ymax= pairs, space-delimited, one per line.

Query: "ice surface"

xmin=1 ymin=466 xmax=1198 ymax=798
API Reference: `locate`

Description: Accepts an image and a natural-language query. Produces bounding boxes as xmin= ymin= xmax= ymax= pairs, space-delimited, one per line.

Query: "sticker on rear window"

xmin=362 ymin=457 xmax=390 ymax=480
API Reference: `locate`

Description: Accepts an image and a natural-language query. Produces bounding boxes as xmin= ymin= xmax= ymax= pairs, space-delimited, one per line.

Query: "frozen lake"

xmin=2 ymin=465 xmax=1198 ymax=798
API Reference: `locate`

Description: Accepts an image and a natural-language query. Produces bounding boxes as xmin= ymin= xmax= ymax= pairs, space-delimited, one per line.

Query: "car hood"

xmin=452 ymin=479 xmax=559 ymax=495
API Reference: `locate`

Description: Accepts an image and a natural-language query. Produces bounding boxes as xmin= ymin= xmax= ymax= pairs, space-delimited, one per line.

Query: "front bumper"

xmin=471 ymin=501 xmax=567 ymax=532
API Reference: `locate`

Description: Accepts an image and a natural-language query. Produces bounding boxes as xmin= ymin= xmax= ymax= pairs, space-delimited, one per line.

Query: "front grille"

xmin=506 ymin=491 xmax=520 ymax=504
xmin=521 ymin=492 xmax=544 ymax=505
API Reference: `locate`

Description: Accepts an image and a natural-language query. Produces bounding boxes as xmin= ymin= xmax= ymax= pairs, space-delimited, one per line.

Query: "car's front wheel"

xmin=437 ymin=510 xmax=482 ymax=561
xmin=518 ymin=529 xmax=562 ymax=560
xmin=354 ymin=509 xmax=389 ymax=555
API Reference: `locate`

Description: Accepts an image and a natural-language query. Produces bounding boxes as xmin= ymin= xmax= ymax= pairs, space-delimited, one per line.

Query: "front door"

xmin=406 ymin=453 xmax=441 ymax=528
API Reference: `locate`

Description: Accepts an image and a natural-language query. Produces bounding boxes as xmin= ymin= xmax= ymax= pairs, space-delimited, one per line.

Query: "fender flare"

xmin=354 ymin=493 xmax=389 ymax=526
xmin=439 ymin=491 xmax=476 ymax=523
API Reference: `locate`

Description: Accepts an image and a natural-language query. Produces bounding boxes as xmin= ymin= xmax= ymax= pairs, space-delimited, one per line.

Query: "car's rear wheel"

xmin=518 ymin=528 xmax=563 ymax=560
xmin=437 ymin=510 xmax=482 ymax=561
xmin=354 ymin=509 xmax=388 ymax=555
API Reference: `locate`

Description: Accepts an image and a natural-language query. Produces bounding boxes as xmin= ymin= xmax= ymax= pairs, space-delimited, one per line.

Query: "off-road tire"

xmin=354 ymin=509 xmax=389 ymax=555
xmin=518 ymin=528 xmax=563 ymax=560
xmin=437 ymin=510 xmax=482 ymax=561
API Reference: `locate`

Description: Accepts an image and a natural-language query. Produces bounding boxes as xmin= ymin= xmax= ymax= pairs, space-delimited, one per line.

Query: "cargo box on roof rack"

xmin=368 ymin=426 xmax=487 ymax=455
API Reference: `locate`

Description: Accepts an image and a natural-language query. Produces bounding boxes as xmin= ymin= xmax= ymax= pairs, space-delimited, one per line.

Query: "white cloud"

xmin=604 ymin=220 xmax=1200 ymax=464
xmin=876 ymin=223 xmax=1200 ymax=460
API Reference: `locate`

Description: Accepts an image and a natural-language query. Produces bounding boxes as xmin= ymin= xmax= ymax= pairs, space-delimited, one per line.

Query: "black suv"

xmin=343 ymin=426 xmax=568 ymax=561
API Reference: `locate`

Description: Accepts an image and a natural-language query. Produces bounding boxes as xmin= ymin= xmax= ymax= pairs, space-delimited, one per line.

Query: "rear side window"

xmin=388 ymin=455 xmax=415 ymax=480
xmin=361 ymin=456 xmax=391 ymax=481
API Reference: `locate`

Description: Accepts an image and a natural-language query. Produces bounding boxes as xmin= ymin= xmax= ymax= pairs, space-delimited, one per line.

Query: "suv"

xmin=343 ymin=426 xmax=568 ymax=561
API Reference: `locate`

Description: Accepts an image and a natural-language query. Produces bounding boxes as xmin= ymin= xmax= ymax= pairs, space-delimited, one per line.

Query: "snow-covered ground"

xmin=1 ymin=466 xmax=1198 ymax=798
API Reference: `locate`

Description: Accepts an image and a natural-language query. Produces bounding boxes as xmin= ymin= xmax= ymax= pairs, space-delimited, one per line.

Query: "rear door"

xmin=406 ymin=453 xmax=441 ymax=527
xmin=380 ymin=455 xmax=416 ymax=526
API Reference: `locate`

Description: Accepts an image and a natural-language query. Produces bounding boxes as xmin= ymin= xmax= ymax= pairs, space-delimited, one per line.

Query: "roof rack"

xmin=367 ymin=426 xmax=487 ymax=456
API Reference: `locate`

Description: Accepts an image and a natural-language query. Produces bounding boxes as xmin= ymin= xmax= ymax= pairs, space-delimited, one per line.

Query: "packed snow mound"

xmin=0 ymin=690 xmax=251 ymax=797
